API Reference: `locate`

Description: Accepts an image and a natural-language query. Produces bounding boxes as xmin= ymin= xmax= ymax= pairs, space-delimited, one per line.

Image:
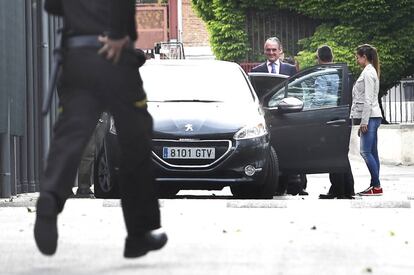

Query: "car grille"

xmin=152 ymin=139 xmax=232 ymax=168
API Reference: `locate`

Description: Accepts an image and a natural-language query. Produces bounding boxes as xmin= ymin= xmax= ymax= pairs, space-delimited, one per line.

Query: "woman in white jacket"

xmin=350 ymin=44 xmax=383 ymax=196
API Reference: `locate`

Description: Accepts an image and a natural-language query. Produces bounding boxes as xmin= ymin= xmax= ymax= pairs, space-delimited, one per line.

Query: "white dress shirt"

xmin=266 ymin=60 xmax=280 ymax=74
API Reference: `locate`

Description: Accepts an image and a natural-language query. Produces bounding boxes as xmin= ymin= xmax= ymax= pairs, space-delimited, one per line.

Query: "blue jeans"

xmin=359 ymin=117 xmax=382 ymax=187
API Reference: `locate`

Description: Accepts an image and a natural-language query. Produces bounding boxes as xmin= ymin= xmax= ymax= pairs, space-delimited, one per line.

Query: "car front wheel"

xmin=230 ymin=146 xmax=279 ymax=199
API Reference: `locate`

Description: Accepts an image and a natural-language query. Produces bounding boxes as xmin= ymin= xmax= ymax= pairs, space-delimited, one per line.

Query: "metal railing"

xmin=155 ymin=41 xmax=186 ymax=59
xmin=382 ymin=79 xmax=414 ymax=124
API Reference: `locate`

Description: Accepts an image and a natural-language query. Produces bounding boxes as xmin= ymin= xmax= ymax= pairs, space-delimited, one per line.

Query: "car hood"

xmin=148 ymin=101 xmax=263 ymax=138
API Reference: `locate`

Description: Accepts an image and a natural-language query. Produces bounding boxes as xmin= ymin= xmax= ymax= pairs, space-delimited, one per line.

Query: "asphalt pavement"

xmin=1 ymin=157 xmax=414 ymax=275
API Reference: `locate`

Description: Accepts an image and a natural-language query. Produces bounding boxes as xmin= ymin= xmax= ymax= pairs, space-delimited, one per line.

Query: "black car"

xmin=93 ymin=60 xmax=352 ymax=199
xmin=94 ymin=60 xmax=278 ymax=199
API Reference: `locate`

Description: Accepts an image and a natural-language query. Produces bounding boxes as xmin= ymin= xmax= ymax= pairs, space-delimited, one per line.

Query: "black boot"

xmin=319 ymin=193 xmax=340 ymax=199
xmin=319 ymin=193 xmax=354 ymax=199
xmin=34 ymin=193 xmax=59 ymax=255
xmin=124 ymin=229 xmax=168 ymax=258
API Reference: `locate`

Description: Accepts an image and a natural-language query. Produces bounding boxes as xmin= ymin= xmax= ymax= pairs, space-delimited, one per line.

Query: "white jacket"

xmin=350 ymin=63 xmax=382 ymax=124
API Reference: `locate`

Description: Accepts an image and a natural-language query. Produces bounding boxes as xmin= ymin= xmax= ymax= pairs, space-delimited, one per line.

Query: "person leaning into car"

xmin=315 ymin=45 xmax=355 ymax=200
xmin=74 ymin=112 xmax=109 ymax=198
xmin=252 ymin=37 xmax=308 ymax=196
xmin=34 ymin=0 xmax=167 ymax=258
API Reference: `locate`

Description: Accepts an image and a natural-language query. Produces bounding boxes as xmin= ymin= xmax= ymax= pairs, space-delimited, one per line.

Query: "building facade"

xmin=0 ymin=0 xmax=61 ymax=198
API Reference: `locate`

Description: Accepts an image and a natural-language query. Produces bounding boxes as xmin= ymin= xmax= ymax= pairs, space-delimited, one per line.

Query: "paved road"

xmin=1 ymin=157 xmax=414 ymax=275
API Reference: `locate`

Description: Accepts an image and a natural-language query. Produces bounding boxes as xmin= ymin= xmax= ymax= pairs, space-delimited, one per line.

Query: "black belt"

xmin=65 ymin=35 xmax=134 ymax=49
xmin=65 ymin=35 xmax=102 ymax=48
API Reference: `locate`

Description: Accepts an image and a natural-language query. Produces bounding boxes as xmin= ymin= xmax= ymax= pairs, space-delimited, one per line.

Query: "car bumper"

xmin=152 ymin=135 xmax=270 ymax=189
xmin=105 ymin=133 xmax=270 ymax=190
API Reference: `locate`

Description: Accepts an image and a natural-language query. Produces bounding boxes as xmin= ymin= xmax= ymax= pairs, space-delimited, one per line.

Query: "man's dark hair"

xmin=283 ymin=56 xmax=295 ymax=65
xmin=317 ymin=45 xmax=333 ymax=63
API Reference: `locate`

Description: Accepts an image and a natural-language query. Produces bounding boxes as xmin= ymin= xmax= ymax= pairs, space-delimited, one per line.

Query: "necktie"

xmin=271 ymin=62 xmax=276 ymax=74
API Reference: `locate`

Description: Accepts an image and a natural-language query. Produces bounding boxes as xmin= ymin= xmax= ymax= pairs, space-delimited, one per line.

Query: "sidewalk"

xmin=305 ymin=156 xmax=414 ymax=201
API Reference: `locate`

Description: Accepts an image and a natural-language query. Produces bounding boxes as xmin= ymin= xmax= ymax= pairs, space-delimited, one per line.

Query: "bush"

xmin=192 ymin=0 xmax=414 ymax=94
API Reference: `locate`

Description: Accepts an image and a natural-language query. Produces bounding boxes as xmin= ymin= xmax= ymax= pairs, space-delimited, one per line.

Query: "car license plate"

xmin=162 ymin=147 xmax=215 ymax=159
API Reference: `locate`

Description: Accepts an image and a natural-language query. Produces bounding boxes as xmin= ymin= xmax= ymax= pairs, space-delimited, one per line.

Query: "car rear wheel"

xmin=93 ymin=147 xmax=119 ymax=198
xmin=231 ymin=147 xmax=279 ymax=199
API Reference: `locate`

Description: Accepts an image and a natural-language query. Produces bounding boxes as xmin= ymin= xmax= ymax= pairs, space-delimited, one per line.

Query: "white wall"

xmin=349 ymin=124 xmax=414 ymax=165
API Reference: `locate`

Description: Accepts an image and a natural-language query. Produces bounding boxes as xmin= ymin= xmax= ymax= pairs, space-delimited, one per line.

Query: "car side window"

xmin=268 ymin=67 xmax=343 ymax=110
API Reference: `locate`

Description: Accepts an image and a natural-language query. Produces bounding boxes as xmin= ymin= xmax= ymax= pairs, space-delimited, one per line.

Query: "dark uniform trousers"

xmin=41 ymin=47 xmax=160 ymax=237
xmin=329 ymin=120 xmax=356 ymax=197
xmin=329 ymin=159 xmax=355 ymax=196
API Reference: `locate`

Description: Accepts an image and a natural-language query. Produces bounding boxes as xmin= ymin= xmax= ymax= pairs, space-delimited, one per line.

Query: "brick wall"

xmin=182 ymin=0 xmax=210 ymax=47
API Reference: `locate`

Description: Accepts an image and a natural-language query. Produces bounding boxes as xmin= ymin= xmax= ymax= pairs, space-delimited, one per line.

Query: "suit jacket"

xmin=251 ymin=61 xmax=297 ymax=77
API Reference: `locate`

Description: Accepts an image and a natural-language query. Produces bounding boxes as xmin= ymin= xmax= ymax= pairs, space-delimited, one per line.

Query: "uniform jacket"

xmin=251 ymin=61 xmax=297 ymax=77
xmin=44 ymin=0 xmax=137 ymax=40
xmin=350 ymin=63 xmax=382 ymax=125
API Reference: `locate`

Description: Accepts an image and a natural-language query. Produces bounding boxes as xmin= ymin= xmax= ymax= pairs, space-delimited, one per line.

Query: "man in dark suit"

xmin=252 ymin=37 xmax=307 ymax=196
xmin=251 ymin=37 xmax=297 ymax=77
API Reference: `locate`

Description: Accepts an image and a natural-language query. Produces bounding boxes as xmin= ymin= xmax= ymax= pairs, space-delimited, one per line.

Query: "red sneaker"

xmin=357 ymin=186 xmax=383 ymax=196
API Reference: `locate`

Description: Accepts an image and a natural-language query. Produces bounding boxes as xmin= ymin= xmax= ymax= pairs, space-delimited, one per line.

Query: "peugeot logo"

xmin=184 ymin=124 xmax=193 ymax=132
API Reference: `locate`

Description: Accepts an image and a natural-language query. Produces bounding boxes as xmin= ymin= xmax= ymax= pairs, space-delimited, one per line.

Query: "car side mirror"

xmin=276 ymin=97 xmax=304 ymax=113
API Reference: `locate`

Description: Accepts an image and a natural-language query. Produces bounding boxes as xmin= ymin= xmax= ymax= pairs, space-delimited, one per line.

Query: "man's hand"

xmin=98 ymin=35 xmax=130 ymax=64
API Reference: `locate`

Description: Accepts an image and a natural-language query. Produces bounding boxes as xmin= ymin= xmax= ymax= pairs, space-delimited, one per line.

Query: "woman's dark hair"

xmin=356 ymin=44 xmax=380 ymax=78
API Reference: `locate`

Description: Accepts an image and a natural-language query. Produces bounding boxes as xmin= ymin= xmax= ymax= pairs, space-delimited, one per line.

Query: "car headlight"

xmin=109 ymin=117 xmax=117 ymax=135
xmin=233 ymin=121 xmax=268 ymax=140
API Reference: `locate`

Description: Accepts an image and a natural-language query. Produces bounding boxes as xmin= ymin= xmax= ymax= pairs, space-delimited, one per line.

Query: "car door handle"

xmin=326 ymin=119 xmax=347 ymax=126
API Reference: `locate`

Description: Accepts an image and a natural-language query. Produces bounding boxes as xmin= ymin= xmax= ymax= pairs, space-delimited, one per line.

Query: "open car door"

xmin=248 ymin=72 xmax=288 ymax=99
xmin=252 ymin=64 xmax=352 ymax=174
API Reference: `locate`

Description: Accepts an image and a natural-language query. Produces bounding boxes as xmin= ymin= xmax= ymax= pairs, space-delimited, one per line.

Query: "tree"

xmin=192 ymin=0 xmax=414 ymax=94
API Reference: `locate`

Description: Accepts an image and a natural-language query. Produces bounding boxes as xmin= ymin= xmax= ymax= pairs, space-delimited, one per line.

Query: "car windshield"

xmin=140 ymin=63 xmax=255 ymax=103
